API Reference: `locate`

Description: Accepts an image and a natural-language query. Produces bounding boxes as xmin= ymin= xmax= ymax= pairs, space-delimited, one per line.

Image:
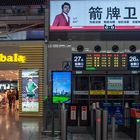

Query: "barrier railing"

xmin=0 ymin=6 xmax=44 ymax=17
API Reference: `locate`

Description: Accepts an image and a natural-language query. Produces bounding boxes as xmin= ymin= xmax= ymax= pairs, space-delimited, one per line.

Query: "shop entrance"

xmin=0 ymin=70 xmax=19 ymax=111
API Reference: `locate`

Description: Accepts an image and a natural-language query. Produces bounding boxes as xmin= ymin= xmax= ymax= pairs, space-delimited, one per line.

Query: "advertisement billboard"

xmin=52 ymin=71 xmax=72 ymax=103
xmin=50 ymin=0 xmax=140 ymax=30
xmin=22 ymin=69 xmax=39 ymax=112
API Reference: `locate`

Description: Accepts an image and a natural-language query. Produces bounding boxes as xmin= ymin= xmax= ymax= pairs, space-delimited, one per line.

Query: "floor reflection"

xmin=0 ymin=108 xmax=42 ymax=140
xmin=0 ymin=107 xmax=133 ymax=140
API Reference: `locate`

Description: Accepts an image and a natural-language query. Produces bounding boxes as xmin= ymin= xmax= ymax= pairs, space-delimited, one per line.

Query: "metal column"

xmin=61 ymin=105 xmax=67 ymax=140
xmin=112 ymin=116 xmax=116 ymax=140
xmin=102 ymin=110 xmax=108 ymax=140
xmin=136 ymin=120 xmax=140 ymax=140
xmin=96 ymin=109 xmax=101 ymax=140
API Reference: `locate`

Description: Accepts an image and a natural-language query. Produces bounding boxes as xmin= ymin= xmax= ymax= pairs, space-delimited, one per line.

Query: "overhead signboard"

xmin=124 ymin=91 xmax=139 ymax=95
xmin=107 ymin=77 xmax=123 ymax=90
xmin=90 ymin=90 xmax=105 ymax=95
xmin=127 ymin=54 xmax=140 ymax=70
xmin=86 ymin=53 xmax=127 ymax=70
xmin=72 ymin=53 xmax=140 ymax=71
xmin=50 ymin=0 xmax=140 ymax=30
xmin=72 ymin=54 xmax=86 ymax=70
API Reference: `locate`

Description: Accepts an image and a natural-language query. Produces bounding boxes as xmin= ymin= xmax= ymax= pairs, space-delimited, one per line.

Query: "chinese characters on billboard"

xmin=22 ymin=69 xmax=39 ymax=112
xmin=50 ymin=0 xmax=140 ymax=30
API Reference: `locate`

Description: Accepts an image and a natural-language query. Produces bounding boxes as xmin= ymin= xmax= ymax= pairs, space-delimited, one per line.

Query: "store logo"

xmin=0 ymin=53 xmax=26 ymax=63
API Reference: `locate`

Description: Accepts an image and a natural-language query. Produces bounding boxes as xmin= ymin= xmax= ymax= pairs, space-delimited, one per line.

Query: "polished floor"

xmin=0 ymin=106 xmax=47 ymax=140
xmin=0 ymin=106 xmax=133 ymax=140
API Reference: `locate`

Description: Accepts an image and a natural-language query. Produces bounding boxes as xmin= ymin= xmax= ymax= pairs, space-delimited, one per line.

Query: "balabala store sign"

xmin=0 ymin=53 xmax=26 ymax=63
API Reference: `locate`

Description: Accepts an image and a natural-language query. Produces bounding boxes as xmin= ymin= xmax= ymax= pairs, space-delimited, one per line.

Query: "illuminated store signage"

xmin=127 ymin=54 xmax=140 ymax=70
xmin=50 ymin=0 xmax=140 ymax=30
xmin=0 ymin=53 xmax=26 ymax=63
xmin=22 ymin=69 xmax=39 ymax=112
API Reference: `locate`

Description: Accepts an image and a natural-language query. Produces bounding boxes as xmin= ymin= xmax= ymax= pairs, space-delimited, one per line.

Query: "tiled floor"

xmin=0 ymin=106 xmax=134 ymax=140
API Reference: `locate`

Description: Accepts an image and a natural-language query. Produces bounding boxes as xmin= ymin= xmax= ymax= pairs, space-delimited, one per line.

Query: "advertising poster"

xmin=107 ymin=77 xmax=123 ymax=90
xmin=113 ymin=103 xmax=124 ymax=125
xmin=52 ymin=71 xmax=72 ymax=103
xmin=50 ymin=0 xmax=140 ymax=30
xmin=22 ymin=69 xmax=39 ymax=112
xmin=102 ymin=103 xmax=124 ymax=125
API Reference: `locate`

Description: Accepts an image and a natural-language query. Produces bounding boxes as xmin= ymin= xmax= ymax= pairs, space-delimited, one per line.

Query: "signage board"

xmin=72 ymin=54 xmax=86 ymax=70
xmin=127 ymin=54 xmax=140 ymax=70
xmin=107 ymin=77 xmax=123 ymax=90
xmin=86 ymin=53 xmax=127 ymax=70
xmin=50 ymin=0 xmax=140 ymax=31
xmin=22 ymin=69 xmax=39 ymax=112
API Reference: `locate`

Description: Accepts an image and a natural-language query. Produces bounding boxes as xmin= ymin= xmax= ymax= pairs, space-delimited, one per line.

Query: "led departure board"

xmin=86 ymin=53 xmax=127 ymax=70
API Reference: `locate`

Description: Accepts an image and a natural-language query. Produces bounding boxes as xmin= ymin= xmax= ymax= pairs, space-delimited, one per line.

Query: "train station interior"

xmin=1 ymin=0 xmax=140 ymax=140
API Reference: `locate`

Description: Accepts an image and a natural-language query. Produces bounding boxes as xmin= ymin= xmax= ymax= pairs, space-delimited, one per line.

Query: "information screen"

xmin=50 ymin=0 xmax=140 ymax=31
xmin=86 ymin=53 xmax=127 ymax=70
xmin=107 ymin=77 xmax=123 ymax=90
xmin=22 ymin=69 xmax=39 ymax=112
xmin=72 ymin=54 xmax=86 ymax=70
xmin=127 ymin=54 xmax=140 ymax=70
xmin=52 ymin=71 xmax=72 ymax=103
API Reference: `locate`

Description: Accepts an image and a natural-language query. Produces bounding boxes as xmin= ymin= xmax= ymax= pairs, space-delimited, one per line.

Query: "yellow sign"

xmin=90 ymin=90 xmax=105 ymax=95
xmin=0 ymin=53 xmax=26 ymax=63
xmin=107 ymin=90 xmax=123 ymax=95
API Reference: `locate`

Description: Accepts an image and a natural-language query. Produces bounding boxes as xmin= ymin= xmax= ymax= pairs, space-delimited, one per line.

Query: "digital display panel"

xmin=86 ymin=53 xmax=127 ymax=70
xmin=22 ymin=69 xmax=39 ymax=112
xmin=72 ymin=54 xmax=86 ymax=70
xmin=52 ymin=71 xmax=72 ymax=103
xmin=127 ymin=54 xmax=140 ymax=70
xmin=107 ymin=77 xmax=123 ymax=90
xmin=50 ymin=0 xmax=140 ymax=31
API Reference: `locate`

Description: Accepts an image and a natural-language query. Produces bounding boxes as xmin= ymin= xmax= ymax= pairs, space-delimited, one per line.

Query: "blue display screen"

xmin=52 ymin=71 xmax=72 ymax=103
xmin=102 ymin=103 xmax=124 ymax=125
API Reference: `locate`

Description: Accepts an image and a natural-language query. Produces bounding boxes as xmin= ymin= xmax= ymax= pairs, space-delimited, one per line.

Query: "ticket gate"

xmin=43 ymin=102 xmax=118 ymax=140
xmin=119 ymin=107 xmax=140 ymax=140
xmin=130 ymin=108 xmax=140 ymax=140
xmin=59 ymin=103 xmax=118 ymax=140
